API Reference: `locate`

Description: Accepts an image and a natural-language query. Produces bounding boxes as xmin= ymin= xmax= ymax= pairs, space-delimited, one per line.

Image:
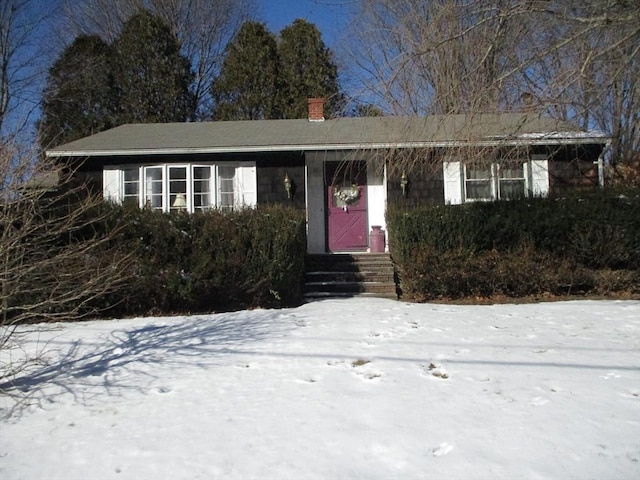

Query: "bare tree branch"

xmin=345 ymin=0 xmax=639 ymax=166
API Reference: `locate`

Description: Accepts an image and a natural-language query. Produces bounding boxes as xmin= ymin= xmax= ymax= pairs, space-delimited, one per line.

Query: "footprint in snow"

xmin=431 ymin=443 xmax=454 ymax=456
xmin=420 ymin=363 xmax=449 ymax=379
xmin=528 ymin=396 xmax=549 ymax=406
xmin=351 ymin=359 xmax=383 ymax=380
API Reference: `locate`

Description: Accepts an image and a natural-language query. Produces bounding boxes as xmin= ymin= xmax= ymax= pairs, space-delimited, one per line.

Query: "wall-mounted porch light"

xmin=400 ymin=171 xmax=409 ymax=197
xmin=283 ymin=173 xmax=292 ymax=199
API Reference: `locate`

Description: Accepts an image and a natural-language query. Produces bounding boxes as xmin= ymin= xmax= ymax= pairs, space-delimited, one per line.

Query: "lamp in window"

xmin=400 ymin=171 xmax=409 ymax=197
xmin=172 ymin=192 xmax=187 ymax=209
xmin=283 ymin=173 xmax=292 ymax=199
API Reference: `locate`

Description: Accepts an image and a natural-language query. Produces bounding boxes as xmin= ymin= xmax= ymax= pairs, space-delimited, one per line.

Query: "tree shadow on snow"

xmin=0 ymin=309 xmax=294 ymax=419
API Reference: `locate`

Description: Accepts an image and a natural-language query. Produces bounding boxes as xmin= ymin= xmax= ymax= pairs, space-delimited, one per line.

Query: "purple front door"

xmin=326 ymin=162 xmax=368 ymax=252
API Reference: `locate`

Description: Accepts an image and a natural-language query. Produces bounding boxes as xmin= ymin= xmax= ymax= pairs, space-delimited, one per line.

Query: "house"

xmin=46 ymin=98 xmax=610 ymax=254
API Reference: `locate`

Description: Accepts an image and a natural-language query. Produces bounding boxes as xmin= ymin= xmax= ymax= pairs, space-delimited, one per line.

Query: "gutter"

xmin=46 ymin=136 xmax=611 ymax=158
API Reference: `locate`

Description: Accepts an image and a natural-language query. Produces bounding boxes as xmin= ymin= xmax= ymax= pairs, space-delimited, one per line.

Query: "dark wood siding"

xmin=533 ymin=144 xmax=603 ymax=195
xmin=256 ymin=154 xmax=306 ymax=209
xmin=387 ymin=164 xmax=444 ymax=207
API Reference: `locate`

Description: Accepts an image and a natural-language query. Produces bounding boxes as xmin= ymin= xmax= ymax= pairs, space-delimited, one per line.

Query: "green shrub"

xmin=397 ymin=244 xmax=628 ymax=301
xmin=388 ymin=188 xmax=640 ymax=300
xmin=105 ymin=204 xmax=307 ymax=316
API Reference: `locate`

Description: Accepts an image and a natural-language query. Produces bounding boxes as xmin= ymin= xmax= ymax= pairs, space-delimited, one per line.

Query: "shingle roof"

xmin=46 ymin=113 xmax=609 ymax=157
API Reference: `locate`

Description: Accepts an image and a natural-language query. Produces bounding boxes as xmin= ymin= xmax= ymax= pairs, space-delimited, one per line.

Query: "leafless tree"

xmin=520 ymin=1 xmax=640 ymax=167
xmin=0 ymin=139 xmax=134 ymax=388
xmin=343 ymin=0 xmax=526 ymax=115
xmin=345 ymin=0 xmax=639 ymax=167
xmin=57 ymin=0 xmax=255 ymax=118
xmin=0 ymin=0 xmax=56 ymax=141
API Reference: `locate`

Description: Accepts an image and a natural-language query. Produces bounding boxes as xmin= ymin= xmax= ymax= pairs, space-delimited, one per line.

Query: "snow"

xmin=516 ymin=131 xmax=610 ymax=139
xmin=1 ymin=298 xmax=639 ymax=480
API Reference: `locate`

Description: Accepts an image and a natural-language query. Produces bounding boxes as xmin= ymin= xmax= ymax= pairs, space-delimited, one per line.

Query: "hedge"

xmin=107 ymin=204 xmax=308 ymax=315
xmin=387 ymin=189 xmax=640 ymax=300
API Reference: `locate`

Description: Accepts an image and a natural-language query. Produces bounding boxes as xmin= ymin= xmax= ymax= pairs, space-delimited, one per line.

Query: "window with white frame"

xmin=498 ymin=165 xmax=526 ymax=200
xmin=193 ymin=166 xmax=211 ymax=211
xmin=122 ymin=167 xmax=139 ymax=205
xmin=144 ymin=166 xmax=164 ymax=209
xmin=217 ymin=165 xmax=235 ymax=211
xmin=103 ymin=162 xmax=256 ymax=213
xmin=464 ymin=163 xmax=526 ymax=201
xmin=464 ymin=165 xmax=493 ymax=201
xmin=168 ymin=166 xmax=188 ymax=211
xmin=443 ymin=159 xmax=549 ymax=205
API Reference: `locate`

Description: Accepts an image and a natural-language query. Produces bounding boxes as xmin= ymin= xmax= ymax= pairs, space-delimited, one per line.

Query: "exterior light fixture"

xmin=283 ymin=173 xmax=292 ymax=199
xmin=400 ymin=171 xmax=409 ymax=197
xmin=172 ymin=192 xmax=187 ymax=209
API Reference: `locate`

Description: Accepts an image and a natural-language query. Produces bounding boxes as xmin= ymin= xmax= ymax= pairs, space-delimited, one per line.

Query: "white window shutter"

xmin=237 ymin=164 xmax=257 ymax=208
xmin=103 ymin=168 xmax=121 ymax=203
xmin=443 ymin=161 xmax=463 ymax=204
xmin=530 ymin=159 xmax=549 ymax=197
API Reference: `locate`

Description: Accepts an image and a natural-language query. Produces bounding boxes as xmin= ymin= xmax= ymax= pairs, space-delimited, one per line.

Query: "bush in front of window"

xmin=387 ymin=188 xmax=640 ymax=300
xmin=106 ymin=204 xmax=307 ymax=315
xmin=187 ymin=206 xmax=307 ymax=310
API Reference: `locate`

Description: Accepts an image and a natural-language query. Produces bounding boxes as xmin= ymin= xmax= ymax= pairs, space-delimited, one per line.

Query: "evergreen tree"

xmin=40 ymin=35 xmax=112 ymax=148
xmin=277 ymin=19 xmax=342 ymax=119
xmin=110 ymin=10 xmax=195 ymax=124
xmin=211 ymin=21 xmax=280 ymax=120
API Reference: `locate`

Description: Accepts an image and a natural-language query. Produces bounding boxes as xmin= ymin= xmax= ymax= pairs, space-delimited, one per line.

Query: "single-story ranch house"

xmin=46 ymin=99 xmax=610 ymax=254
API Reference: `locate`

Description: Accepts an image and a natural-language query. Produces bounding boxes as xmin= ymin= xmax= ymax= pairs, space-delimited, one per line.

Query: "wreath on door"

xmin=333 ymin=185 xmax=360 ymax=204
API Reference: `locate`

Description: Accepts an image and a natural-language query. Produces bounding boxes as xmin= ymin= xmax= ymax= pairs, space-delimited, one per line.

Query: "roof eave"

xmin=45 ymin=136 xmax=610 ymax=158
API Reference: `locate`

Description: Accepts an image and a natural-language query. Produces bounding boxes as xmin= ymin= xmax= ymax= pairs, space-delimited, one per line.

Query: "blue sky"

xmin=3 ymin=1 xmax=359 ymax=143
xmin=258 ymin=0 xmax=356 ymax=47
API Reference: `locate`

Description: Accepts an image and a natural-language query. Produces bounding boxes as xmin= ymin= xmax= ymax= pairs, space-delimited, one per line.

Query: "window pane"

xmin=218 ymin=166 xmax=235 ymax=209
xmin=146 ymin=167 xmax=162 ymax=181
xmin=466 ymin=181 xmax=492 ymax=200
xmin=169 ymin=167 xmax=188 ymax=210
xmin=500 ymin=180 xmax=525 ymax=199
xmin=219 ymin=193 xmax=234 ymax=207
xmin=170 ymin=168 xmax=186 ymax=182
xmin=123 ymin=168 xmax=139 ymax=205
xmin=466 ymin=167 xmax=491 ymax=180
xmin=465 ymin=165 xmax=493 ymax=200
xmin=500 ymin=167 xmax=523 ymax=179
xmin=193 ymin=166 xmax=211 ymax=210
xmin=145 ymin=167 xmax=163 ymax=209
xmin=124 ymin=183 xmax=138 ymax=196
xmin=465 ymin=165 xmax=492 ymax=200
xmin=124 ymin=169 xmax=139 ymax=182
xmin=499 ymin=165 xmax=525 ymax=199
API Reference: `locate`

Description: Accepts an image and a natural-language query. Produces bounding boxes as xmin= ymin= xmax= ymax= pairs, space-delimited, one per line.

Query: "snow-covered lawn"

xmin=1 ymin=298 xmax=639 ymax=480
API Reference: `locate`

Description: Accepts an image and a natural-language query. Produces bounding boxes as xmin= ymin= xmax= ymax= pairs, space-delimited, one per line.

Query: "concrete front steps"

xmin=304 ymin=253 xmax=399 ymax=300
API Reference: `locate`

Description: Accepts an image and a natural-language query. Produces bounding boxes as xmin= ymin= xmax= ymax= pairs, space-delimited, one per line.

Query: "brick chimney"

xmin=308 ymin=98 xmax=325 ymax=122
xmin=521 ymin=92 xmax=536 ymax=112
